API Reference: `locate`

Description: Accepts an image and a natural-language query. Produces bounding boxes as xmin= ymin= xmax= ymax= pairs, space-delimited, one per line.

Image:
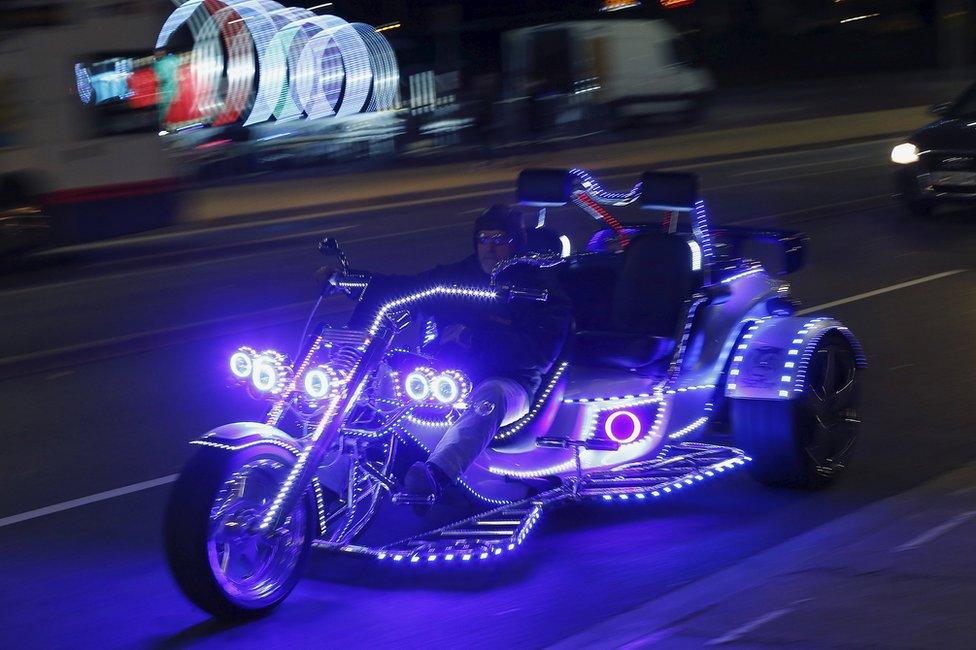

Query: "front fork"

xmin=258 ymin=325 xmax=397 ymax=533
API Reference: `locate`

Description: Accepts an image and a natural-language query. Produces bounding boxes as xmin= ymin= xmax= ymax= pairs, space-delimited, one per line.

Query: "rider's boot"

xmin=403 ymin=461 xmax=451 ymax=503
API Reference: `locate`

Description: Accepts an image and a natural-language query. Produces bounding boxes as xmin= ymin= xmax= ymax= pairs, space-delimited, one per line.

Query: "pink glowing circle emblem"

xmin=604 ymin=410 xmax=642 ymax=444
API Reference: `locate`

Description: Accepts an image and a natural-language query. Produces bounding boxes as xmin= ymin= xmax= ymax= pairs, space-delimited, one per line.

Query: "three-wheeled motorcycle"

xmin=164 ymin=168 xmax=865 ymax=618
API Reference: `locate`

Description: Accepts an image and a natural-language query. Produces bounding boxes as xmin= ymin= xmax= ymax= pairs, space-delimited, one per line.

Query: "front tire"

xmin=164 ymin=443 xmax=315 ymax=619
xmin=732 ymin=333 xmax=861 ymax=489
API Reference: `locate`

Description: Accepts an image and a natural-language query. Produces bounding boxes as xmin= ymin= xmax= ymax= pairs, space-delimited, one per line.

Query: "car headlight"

xmin=891 ymin=142 xmax=920 ymax=164
xmin=303 ymin=366 xmax=332 ymax=400
xmin=229 ymin=346 xmax=256 ymax=380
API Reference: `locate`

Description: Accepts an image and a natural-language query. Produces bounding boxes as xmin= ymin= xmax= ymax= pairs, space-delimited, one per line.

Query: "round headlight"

xmin=252 ymin=359 xmax=279 ymax=392
xmin=404 ymin=371 xmax=431 ymax=401
xmin=891 ymin=142 xmax=919 ymax=165
xmin=432 ymin=374 xmax=460 ymax=404
xmin=229 ymin=348 xmax=254 ymax=379
xmin=303 ymin=367 xmax=331 ymax=400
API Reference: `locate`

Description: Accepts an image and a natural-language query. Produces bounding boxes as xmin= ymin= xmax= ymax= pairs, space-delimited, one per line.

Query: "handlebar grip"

xmin=324 ymin=271 xmax=371 ymax=297
xmin=504 ymin=286 xmax=549 ymax=302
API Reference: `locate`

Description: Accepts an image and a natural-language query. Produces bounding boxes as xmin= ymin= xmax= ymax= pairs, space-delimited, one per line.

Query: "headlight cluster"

xmin=891 ymin=142 xmax=920 ymax=165
xmin=401 ymin=367 xmax=471 ymax=406
xmin=302 ymin=365 xmax=345 ymax=401
xmin=230 ymin=347 xmax=292 ymax=394
xmin=230 ymin=346 xmax=345 ymax=401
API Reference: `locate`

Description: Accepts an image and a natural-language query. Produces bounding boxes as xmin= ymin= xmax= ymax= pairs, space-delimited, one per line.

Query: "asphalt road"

xmin=1 ymin=137 xmax=974 ymax=649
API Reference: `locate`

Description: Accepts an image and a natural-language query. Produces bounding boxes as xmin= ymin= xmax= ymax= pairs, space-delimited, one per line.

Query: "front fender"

xmin=190 ymin=422 xmax=303 ymax=456
xmin=725 ymin=316 xmax=866 ymax=401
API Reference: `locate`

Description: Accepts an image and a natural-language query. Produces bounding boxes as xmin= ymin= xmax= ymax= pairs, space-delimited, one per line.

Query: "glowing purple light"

xmin=303 ymin=366 xmax=331 ymax=399
xmin=252 ymin=359 xmax=279 ymax=392
xmin=431 ymin=374 xmax=460 ymax=404
xmin=604 ymin=410 xmax=642 ymax=444
xmin=229 ymin=347 xmax=255 ymax=379
xmin=405 ymin=371 xmax=431 ymax=401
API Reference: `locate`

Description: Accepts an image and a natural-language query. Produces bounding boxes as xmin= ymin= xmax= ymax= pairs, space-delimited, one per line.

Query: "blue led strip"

xmin=568 ymin=168 xmax=642 ymax=206
xmin=691 ymin=200 xmax=715 ymax=266
xmin=494 ymin=362 xmax=568 ymax=441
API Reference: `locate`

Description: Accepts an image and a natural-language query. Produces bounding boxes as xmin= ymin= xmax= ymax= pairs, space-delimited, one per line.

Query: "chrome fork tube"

xmin=260 ymin=327 xmax=395 ymax=533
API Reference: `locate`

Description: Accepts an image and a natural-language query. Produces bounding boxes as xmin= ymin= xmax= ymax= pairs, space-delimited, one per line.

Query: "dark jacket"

xmin=353 ymin=255 xmax=571 ymax=397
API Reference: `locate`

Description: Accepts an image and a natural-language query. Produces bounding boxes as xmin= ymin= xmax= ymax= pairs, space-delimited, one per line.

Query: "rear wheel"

xmin=732 ymin=333 xmax=861 ymax=488
xmin=164 ymin=444 xmax=315 ymax=619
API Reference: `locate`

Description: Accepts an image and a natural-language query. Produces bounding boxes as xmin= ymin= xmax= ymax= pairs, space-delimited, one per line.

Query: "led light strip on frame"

xmin=494 ymin=362 xmax=568 ymax=441
xmin=598 ymin=454 xmax=750 ymax=502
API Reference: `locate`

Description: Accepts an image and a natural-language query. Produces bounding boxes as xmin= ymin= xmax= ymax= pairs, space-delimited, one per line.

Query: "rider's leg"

xmin=427 ymin=377 xmax=530 ymax=481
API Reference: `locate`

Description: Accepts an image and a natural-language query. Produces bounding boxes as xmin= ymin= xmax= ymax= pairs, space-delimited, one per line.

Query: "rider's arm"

xmin=467 ymin=273 xmax=571 ymax=371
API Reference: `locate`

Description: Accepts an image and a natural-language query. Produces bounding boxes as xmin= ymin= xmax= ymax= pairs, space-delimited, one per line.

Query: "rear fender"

xmin=725 ymin=316 xmax=866 ymax=401
xmin=190 ymin=422 xmax=303 ymax=456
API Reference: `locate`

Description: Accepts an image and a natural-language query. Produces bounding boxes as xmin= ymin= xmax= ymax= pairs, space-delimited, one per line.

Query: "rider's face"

xmin=477 ymin=229 xmax=518 ymax=274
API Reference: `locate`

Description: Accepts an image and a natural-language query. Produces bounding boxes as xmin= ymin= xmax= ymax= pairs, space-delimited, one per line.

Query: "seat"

xmin=525 ymin=226 xmax=563 ymax=256
xmin=563 ymin=232 xmax=700 ymax=372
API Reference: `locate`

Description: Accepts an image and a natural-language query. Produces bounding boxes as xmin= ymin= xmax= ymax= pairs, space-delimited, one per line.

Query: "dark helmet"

xmin=473 ymin=204 xmax=526 ymax=250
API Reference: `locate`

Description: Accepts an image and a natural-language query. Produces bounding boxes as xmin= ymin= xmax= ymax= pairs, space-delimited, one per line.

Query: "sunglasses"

xmin=477 ymin=232 xmax=516 ymax=246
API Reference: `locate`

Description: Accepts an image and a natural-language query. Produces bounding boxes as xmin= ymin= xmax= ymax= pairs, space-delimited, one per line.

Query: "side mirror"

xmin=930 ymin=102 xmax=951 ymax=116
xmin=317 ymin=236 xmax=350 ymax=273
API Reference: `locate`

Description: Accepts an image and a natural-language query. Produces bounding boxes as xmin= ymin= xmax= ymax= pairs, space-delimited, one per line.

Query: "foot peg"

xmin=391 ymin=492 xmax=437 ymax=506
xmin=536 ymin=436 xmax=620 ymax=452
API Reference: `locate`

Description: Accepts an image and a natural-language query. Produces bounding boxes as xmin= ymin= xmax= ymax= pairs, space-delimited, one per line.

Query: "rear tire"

xmin=731 ymin=333 xmax=861 ymax=489
xmin=164 ymin=444 xmax=315 ymax=619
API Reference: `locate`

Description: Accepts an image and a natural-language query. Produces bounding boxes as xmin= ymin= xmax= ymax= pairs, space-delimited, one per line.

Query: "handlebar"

xmin=489 ymin=252 xmax=564 ymax=286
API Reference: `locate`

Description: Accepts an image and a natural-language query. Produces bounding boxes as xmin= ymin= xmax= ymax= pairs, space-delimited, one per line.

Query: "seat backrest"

xmin=558 ymin=253 xmax=623 ymax=331
xmin=525 ymin=226 xmax=563 ymax=257
xmin=611 ymin=233 xmax=699 ymax=337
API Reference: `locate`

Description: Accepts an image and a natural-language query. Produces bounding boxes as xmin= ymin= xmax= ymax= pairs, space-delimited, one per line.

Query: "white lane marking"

xmin=705 ymin=608 xmax=795 ymax=645
xmin=728 ymin=154 xmax=873 ymax=177
xmin=950 ymin=485 xmax=976 ymax=496
xmin=796 ymin=270 xmax=967 ymax=315
xmin=0 ymin=221 xmax=468 ymax=297
xmin=892 ymin=510 xmax=976 ymax=552
xmin=724 ymin=194 xmax=890 ymax=226
xmin=601 ymin=137 xmax=891 ymax=178
xmin=44 ymin=370 xmax=75 ymax=381
xmin=707 ymin=162 xmax=890 ymax=192
xmin=0 ymin=474 xmax=178 ymax=529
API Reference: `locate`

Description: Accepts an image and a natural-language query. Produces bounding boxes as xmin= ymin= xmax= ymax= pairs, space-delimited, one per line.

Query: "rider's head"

xmin=474 ymin=204 xmax=526 ymax=275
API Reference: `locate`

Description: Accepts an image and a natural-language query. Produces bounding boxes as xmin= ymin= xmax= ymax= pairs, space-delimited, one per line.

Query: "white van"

xmin=503 ymin=19 xmax=714 ymax=124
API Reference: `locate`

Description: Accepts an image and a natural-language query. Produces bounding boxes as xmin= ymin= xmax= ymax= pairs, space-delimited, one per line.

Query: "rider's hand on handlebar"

xmin=439 ymin=324 xmax=472 ymax=348
xmin=315 ymin=264 xmax=342 ymax=290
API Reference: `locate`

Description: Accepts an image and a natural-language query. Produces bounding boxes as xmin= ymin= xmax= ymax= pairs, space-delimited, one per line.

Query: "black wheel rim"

xmin=802 ymin=340 xmax=860 ymax=478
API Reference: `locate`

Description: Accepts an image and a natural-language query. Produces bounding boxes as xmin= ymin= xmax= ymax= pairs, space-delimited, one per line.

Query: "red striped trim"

xmin=42 ymin=178 xmax=182 ymax=205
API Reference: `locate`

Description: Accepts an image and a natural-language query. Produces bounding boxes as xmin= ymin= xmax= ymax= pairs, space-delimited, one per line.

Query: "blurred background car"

xmin=892 ymin=82 xmax=976 ymax=216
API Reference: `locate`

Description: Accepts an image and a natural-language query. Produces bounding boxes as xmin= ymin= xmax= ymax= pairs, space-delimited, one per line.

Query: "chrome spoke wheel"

xmin=802 ymin=341 xmax=860 ymax=477
xmin=206 ymin=458 xmax=307 ymax=608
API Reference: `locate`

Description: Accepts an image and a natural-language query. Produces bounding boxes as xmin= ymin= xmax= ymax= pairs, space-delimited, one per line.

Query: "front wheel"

xmin=731 ymin=333 xmax=861 ymax=489
xmin=164 ymin=443 xmax=315 ymax=619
